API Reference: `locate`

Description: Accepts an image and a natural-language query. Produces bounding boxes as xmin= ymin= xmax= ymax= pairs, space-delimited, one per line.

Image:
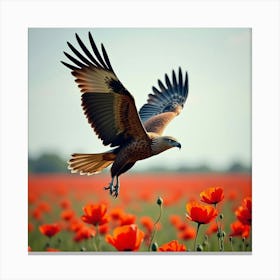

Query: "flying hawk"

xmin=61 ymin=32 xmax=189 ymax=198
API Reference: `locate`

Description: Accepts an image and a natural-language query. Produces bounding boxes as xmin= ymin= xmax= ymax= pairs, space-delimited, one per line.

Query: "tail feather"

xmin=68 ymin=152 xmax=115 ymax=175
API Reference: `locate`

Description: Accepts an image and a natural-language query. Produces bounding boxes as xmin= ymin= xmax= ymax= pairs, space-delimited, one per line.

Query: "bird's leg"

xmin=112 ymin=176 xmax=120 ymax=198
xmin=104 ymin=177 xmax=115 ymax=195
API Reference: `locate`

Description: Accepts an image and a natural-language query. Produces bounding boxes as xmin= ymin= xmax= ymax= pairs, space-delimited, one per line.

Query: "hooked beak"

xmin=176 ymin=142 xmax=181 ymax=150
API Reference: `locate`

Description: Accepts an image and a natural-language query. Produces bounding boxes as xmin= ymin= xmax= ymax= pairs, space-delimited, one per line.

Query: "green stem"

xmin=95 ymin=225 xmax=100 ymax=251
xmin=230 ymin=237 xmax=234 ymax=251
xmin=148 ymin=203 xmax=162 ymax=251
xmin=214 ymin=204 xmax=224 ymax=251
xmin=44 ymin=237 xmax=52 ymax=250
xmin=193 ymin=223 xmax=201 ymax=251
xmin=214 ymin=204 xmax=220 ymax=249
xmin=242 ymin=237 xmax=246 ymax=251
xmin=87 ymin=237 xmax=95 ymax=251
xmin=220 ymin=236 xmax=224 ymax=251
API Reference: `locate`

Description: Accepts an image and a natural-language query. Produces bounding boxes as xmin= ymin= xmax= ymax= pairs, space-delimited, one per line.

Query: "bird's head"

xmin=151 ymin=136 xmax=181 ymax=155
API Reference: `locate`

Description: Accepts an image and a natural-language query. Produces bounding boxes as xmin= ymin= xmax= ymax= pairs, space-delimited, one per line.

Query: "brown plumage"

xmin=61 ymin=32 xmax=189 ymax=197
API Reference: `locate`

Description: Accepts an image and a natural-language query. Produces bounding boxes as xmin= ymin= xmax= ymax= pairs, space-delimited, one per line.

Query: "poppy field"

xmin=28 ymin=172 xmax=252 ymax=252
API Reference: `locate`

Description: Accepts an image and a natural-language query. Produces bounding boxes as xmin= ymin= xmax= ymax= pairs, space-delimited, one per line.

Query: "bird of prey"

xmin=61 ymin=32 xmax=189 ymax=198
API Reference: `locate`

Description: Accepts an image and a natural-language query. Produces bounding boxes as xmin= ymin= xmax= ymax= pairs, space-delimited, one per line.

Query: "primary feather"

xmin=139 ymin=68 xmax=188 ymax=121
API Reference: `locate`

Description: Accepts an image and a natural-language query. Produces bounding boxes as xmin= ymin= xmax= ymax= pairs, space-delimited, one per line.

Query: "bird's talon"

xmin=112 ymin=185 xmax=119 ymax=198
xmin=104 ymin=183 xmax=114 ymax=195
xmin=104 ymin=178 xmax=120 ymax=198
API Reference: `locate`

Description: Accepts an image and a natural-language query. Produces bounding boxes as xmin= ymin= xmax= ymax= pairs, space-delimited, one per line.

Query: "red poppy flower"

xmin=205 ymin=222 xmax=219 ymax=235
xmin=178 ymin=226 xmax=196 ymax=240
xmin=74 ymin=226 xmax=96 ymax=242
xmin=98 ymin=223 xmax=109 ymax=235
xmin=81 ymin=203 xmax=109 ymax=226
xmin=39 ymin=223 xmax=61 ymax=238
xmin=169 ymin=214 xmax=182 ymax=227
xmin=38 ymin=201 xmax=51 ymax=213
xmin=69 ymin=218 xmax=84 ymax=232
xmin=119 ymin=213 xmax=136 ymax=226
xmin=31 ymin=207 xmax=42 ymax=221
xmin=229 ymin=220 xmax=250 ymax=238
xmin=61 ymin=209 xmax=75 ymax=221
xmin=177 ymin=223 xmax=188 ymax=232
xmin=106 ymin=224 xmax=144 ymax=251
xmin=140 ymin=216 xmax=154 ymax=233
xmin=186 ymin=201 xmax=218 ymax=225
xmin=169 ymin=215 xmax=187 ymax=231
xmin=158 ymin=240 xmax=186 ymax=252
xmin=235 ymin=197 xmax=252 ymax=226
xmin=60 ymin=199 xmax=71 ymax=209
xmin=200 ymin=187 xmax=224 ymax=205
xmin=110 ymin=207 xmax=125 ymax=220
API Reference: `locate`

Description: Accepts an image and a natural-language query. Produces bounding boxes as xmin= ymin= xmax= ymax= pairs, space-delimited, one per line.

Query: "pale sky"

xmin=28 ymin=28 xmax=251 ymax=170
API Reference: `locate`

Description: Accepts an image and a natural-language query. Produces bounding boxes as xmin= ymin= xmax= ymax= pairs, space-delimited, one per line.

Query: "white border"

xmin=0 ymin=0 xmax=279 ymax=279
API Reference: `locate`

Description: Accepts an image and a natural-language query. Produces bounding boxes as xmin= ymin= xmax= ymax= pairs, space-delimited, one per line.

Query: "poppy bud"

xmin=80 ymin=247 xmax=86 ymax=251
xmin=219 ymin=214 xmax=224 ymax=220
xmin=229 ymin=236 xmax=232 ymax=242
xmin=196 ymin=244 xmax=203 ymax=251
xmin=157 ymin=197 xmax=163 ymax=206
xmin=151 ymin=242 xmax=158 ymax=251
xmin=217 ymin=230 xmax=223 ymax=238
xmin=222 ymin=231 xmax=226 ymax=237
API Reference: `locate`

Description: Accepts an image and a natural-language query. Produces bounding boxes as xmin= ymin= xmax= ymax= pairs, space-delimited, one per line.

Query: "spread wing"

xmin=61 ymin=32 xmax=149 ymax=147
xmin=139 ymin=68 xmax=189 ymax=135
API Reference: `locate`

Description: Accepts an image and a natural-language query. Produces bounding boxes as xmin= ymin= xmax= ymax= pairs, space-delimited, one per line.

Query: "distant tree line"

xmin=29 ymin=153 xmax=68 ymax=174
xmin=28 ymin=152 xmax=251 ymax=174
xmin=143 ymin=162 xmax=251 ymax=174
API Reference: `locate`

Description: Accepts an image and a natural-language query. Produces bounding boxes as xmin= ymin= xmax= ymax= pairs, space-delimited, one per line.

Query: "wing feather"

xmin=75 ymin=33 xmax=103 ymax=68
xmin=63 ymin=51 xmax=88 ymax=68
xmin=165 ymin=74 xmax=174 ymax=93
xmin=88 ymin=32 xmax=108 ymax=70
xmin=139 ymin=67 xmax=189 ymax=135
xmin=101 ymin=44 xmax=114 ymax=72
xmin=172 ymin=70 xmax=178 ymax=92
xmin=67 ymin=41 xmax=95 ymax=67
xmin=62 ymin=32 xmax=148 ymax=147
xmin=61 ymin=61 xmax=79 ymax=71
